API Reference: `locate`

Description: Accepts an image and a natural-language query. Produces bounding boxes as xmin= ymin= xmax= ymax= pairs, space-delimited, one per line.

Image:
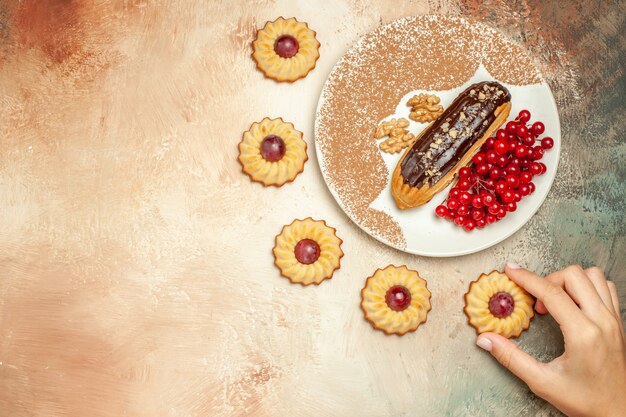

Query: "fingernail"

xmin=476 ymin=337 xmax=493 ymax=352
xmin=506 ymin=261 xmax=520 ymax=269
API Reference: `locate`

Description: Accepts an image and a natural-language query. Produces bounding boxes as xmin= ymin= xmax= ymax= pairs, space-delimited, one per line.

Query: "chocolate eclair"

xmin=391 ymin=81 xmax=511 ymax=209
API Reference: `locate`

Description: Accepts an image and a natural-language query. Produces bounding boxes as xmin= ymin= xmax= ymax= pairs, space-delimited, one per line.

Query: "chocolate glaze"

xmin=400 ymin=81 xmax=511 ymax=188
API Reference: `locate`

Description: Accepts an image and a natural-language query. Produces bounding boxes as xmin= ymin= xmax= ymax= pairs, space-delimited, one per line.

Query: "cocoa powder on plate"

xmin=316 ymin=16 xmax=540 ymax=248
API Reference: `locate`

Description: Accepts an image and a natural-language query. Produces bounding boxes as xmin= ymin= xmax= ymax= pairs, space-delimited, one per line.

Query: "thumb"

xmin=476 ymin=333 xmax=546 ymax=384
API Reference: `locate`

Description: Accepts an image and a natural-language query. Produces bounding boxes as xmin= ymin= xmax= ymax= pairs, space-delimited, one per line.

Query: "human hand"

xmin=475 ymin=263 xmax=626 ymax=417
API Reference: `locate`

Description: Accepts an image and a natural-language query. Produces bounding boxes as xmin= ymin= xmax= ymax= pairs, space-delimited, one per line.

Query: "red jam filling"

xmin=294 ymin=239 xmax=320 ymax=264
xmin=274 ymin=35 xmax=299 ymax=58
xmin=260 ymin=135 xmax=286 ymax=162
xmin=385 ymin=285 xmax=412 ymax=311
xmin=488 ymin=292 xmax=515 ymax=318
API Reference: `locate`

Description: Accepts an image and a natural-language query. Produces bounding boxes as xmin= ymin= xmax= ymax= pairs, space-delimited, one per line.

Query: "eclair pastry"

xmin=392 ymin=81 xmax=511 ymax=209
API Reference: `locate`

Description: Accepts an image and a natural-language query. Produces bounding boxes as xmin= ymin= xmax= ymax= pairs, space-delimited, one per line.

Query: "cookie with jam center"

xmin=252 ymin=17 xmax=320 ymax=82
xmin=464 ymin=270 xmax=535 ymax=338
xmin=238 ymin=117 xmax=307 ymax=186
xmin=361 ymin=265 xmax=432 ymax=335
xmin=273 ymin=218 xmax=343 ymax=285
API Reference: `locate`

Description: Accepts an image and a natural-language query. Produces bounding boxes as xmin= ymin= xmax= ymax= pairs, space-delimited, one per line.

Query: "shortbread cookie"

xmin=361 ymin=265 xmax=431 ymax=335
xmin=252 ymin=17 xmax=320 ymax=82
xmin=238 ymin=117 xmax=307 ymax=186
xmin=273 ymin=218 xmax=343 ymax=285
xmin=464 ymin=270 xmax=535 ymax=338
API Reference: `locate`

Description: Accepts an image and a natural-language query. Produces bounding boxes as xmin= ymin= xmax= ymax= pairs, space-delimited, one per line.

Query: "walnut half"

xmin=407 ymin=93 xmax=444 ymax=123
xmin=373 ymin=118 xmax=415 ymax=154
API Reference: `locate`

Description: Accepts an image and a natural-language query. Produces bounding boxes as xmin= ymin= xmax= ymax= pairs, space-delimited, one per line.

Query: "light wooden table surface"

xmin=0 ymin=1 xmax=623 ymax=416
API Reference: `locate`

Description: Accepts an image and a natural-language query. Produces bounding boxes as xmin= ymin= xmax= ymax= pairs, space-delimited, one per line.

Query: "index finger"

xmin=505 ymin=263 xmax=590 ymax=331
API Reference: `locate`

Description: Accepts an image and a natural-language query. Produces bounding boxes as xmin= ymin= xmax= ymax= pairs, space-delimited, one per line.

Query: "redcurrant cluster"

xmin=435 ymin=110 xmax=554 ymax=231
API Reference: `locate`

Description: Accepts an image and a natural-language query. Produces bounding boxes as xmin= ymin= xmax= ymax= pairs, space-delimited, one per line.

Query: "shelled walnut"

xmin=407 ymin=94 xmax=444 ymax=123
xmin=373 ymin=118 xmax=415 ymax=154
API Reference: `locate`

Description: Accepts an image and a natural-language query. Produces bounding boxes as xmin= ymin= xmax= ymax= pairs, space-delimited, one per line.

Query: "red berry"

xmin=495 ymin=181 xmax=508 ymax=195
xmin=488 ymin=203 xmax=501 ymax=215
xmin=385 ymin=285 xmax=412 ymax=311
xmin=520 ymin=171 xmax=533 ymax=183
xmin=514 ymin=192 xmax=521 ymax=202
xmin=506 ymin=121 xmax=518 ymax=134
xmin=532 ymin=146 xmax=544 ymax=160
xmin=496 ymin=155 xmax=509 ymax=167
xmin=519 ymin=158 xmax=532 ymax=168
xmin=449 ymin=187 xmax=461 ymax=198
xmin=528 ymin=182 xmax=536 ymax=193
xmin=482 ymin=193 xmax=495 ymax=206
xmin=483 ymin=137 xmax=495 ymax=150
xmin=446 ymin=209 xmax=456 ymax=220
xmin=509 ymin=157 xmax=521 ymax=166
xmin=436 ymin=205 xmax=448 ymax=217
xmin=508 ymin=140 xmax=518 ymax=153
xmin=447 ymin=198 xmax=460 ymax=210
xmin=518 ymin=109 xmax=531 ymax=123
xmin=538 ymin=162 xmax=548 ymax=174
xmin=489 ymin=167 xmax=503 ymax=179
xmin=515 ymin=145 xmax=528 ymax=158
xmin=471 ymin=209 xmax=484 ymax=220
xmin=496 ymin=207 xmax=507 ymax=219
xmin=274 ymin=35 xmax=300 ymax=58
xmin=463 ymin=220 xmax=476 ymax=232
xmin=541 ymin=137 xmax=554 ymax=149
xmin=522 ymin=135 xmax=535 ymax=146
xmin=494 ymin=140 xmax=509 ymax=155
xmin=485 ymin=214 xmax=496 ymax=224
xmin=486 ymin=150 xmax=498 ymax=164
xmin=505 ymin=165 xmax=520 ymax=176
xmin=473 ymin=153 xmax=486 ymax=164
xmin=458 ymin=179 xmax=471 ymax=190
xmin=502 ymin=190 xmax=516 ymax=203
xmin=484 ymin=178 xmax=496 ymax=189
xmin=459 ymin=167 xmax=471 ymax=178
xmin=529 ymin=162 xmax=542 ymax=175
xmin=516 ymin=124 xmax=528 ymax=138
xmin=505 ymin=174 xmax=520 ymax=189
xmin=519 ymin=184 xmax=531 ymax=196
xmin=526 ymin=148 xmax=535 ymax=159
xmin=476 ymin=218 xmax=487 ymax=228
xmin=471 ymin=195 xmax=484 ymax=208
xmin=531 ymin=121 xmax=545 ymax=135
xmin=496 ymin=130 xmax=507 ymax=141
xmin=454 ymin=215 xmax=467 ymax=226
xmin=507 ymin=133 xmax=516 ymax=141
xmin=294 ymin=239 xmax=321 ymax=264
xmin=260 ymin=135 xmax=287 ymax=162
xmin=476 ymin=163 xmax=490 ymax=176
xmin=459 ymin=192 xmax=472 ymax=205
xmin=506 ymin=201 xmax=517 ymax=212
xmin=457 ymin=205 xmax=470 ymax=216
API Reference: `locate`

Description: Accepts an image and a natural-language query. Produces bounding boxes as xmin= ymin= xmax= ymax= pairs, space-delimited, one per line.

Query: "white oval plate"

xmin=315 ymin=45 xmax=560 ymax=258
